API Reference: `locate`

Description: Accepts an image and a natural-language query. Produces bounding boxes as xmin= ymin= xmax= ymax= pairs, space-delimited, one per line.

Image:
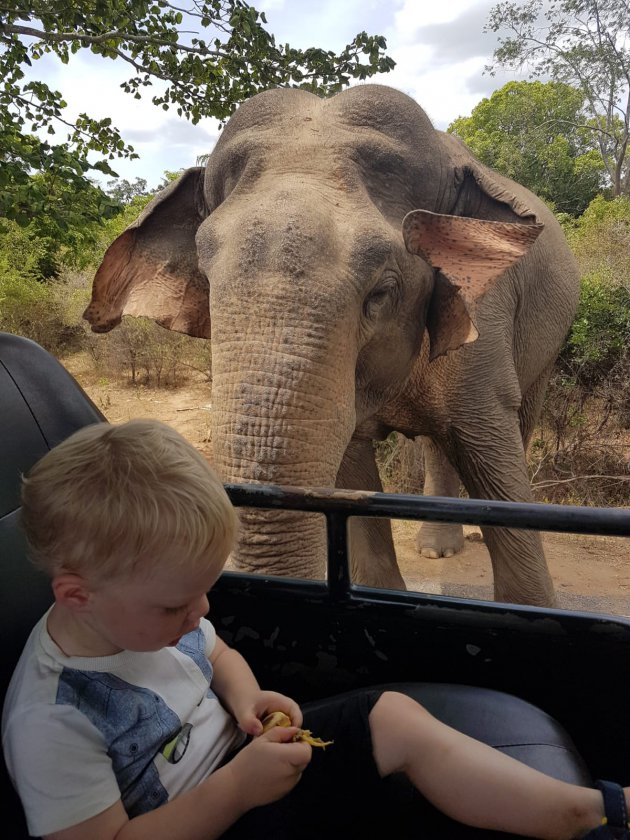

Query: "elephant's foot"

xmin=416 ymin=522 xmax=465 ymax=558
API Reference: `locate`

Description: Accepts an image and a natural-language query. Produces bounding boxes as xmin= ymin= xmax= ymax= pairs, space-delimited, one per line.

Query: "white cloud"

xmin=258 ymin=0 xmax=287 ymax=12
xmin=386 ymin=54 xmax=490 ymax=128
xmin=258 ymin=0 xmax=396 ymax=52
xmin=369 ymin=0 xmax=519 ymax=129
xmin=394 ymin=0 xmax=481 ymax=40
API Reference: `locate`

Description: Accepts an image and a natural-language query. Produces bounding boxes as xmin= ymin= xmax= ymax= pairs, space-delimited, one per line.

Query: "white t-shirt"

xmin=2 ymin=610 xmax=245 ymax=837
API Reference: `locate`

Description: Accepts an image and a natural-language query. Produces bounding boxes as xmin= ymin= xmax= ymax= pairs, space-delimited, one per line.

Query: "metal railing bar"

xmin=225 ymin=484 xmax=630 ymax=537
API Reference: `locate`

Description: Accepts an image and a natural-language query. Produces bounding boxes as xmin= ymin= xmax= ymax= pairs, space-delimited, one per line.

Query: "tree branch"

xmin=0 ymin=23 xmax=229 ymax=58
xmin=532 ymin=474 xmax=630 ymax=489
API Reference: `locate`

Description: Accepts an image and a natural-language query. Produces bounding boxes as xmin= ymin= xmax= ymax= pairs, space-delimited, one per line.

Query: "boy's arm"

xmin=44 ymin=725 xmax=310 ymax=840
xmin=44 ymin=765 xmax=243 ymax=840
xmin=209 ymin=636 xmax=302 ymax=735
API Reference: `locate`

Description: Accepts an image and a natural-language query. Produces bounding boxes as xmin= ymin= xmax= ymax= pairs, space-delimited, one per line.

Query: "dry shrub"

xmin=529 ymin=365 xmax=630 ymax=507
xmin=376 ymin=387 xmax=629 ymax=508
xmin=375 ymin=433 xmax=425 ymax=494
xmin=85 ymin=317 xmax=212 ymax=388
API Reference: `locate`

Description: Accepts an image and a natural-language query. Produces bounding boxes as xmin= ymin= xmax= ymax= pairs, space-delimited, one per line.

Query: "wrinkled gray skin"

xmin=85 ymin=84 xmax=580 ymax=607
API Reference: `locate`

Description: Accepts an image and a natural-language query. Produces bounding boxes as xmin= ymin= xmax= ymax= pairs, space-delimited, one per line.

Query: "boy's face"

xmin=84 ymin=551 xmax=226 ymax=653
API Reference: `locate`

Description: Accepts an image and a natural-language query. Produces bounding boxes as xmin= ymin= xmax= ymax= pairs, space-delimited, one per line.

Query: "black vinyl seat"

xmin=0 ymin=331 xmax=592 ymax=838
xmin=0 ymin=333 xmax=105 ymax=837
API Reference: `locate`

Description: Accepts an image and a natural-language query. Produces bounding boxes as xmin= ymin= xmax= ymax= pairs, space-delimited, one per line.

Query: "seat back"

xmin=0 ymin=332 xmax=105 ymax=836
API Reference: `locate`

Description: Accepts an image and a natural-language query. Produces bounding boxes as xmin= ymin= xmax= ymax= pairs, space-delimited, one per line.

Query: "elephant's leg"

xmin=416 ymin=437 xmax=466 ymax=559
xmin=448 ymin=417 xmax=557 ymax=608
xmin=337 ymin=438 xmax=406 ymax=590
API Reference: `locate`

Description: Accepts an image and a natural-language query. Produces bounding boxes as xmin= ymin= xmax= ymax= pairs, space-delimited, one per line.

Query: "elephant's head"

xmin=85 ymin=84 xmax=542 ymax=580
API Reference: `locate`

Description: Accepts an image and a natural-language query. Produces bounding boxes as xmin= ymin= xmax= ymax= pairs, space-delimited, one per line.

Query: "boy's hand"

xmin=227 ymin=725 xmax=312 ymax=809
xmin=234 ymin=690 xmax=302 ymax=737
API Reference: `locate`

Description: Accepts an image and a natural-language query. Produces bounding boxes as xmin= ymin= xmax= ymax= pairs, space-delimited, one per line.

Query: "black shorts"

xmin=220 ymin=687 xmax=421 ymax=840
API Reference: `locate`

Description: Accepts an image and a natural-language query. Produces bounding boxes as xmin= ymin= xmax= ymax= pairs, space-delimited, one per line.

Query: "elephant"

xmin=85 ymin=83 xmax=580 ymax=607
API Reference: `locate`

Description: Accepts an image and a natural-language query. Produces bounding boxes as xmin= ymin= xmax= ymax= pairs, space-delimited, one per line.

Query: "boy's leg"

xmin=369 ymin=691 xmax=618 ymax=840
xmin=223 ymin=689 xmax=391 ymax=839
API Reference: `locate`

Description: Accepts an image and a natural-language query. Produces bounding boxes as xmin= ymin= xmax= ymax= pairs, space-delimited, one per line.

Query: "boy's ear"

xmin=52 ymin=573 xmax=94 ymax=611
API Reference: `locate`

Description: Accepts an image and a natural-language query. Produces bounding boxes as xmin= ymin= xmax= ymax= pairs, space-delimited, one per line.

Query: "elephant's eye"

xmin=363 ymin=273 xmax=400 ymax=319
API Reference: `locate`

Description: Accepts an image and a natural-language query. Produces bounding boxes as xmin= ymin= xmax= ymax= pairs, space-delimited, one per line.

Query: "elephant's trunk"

xmin=210 ymin=303 xmax=357 ymax=580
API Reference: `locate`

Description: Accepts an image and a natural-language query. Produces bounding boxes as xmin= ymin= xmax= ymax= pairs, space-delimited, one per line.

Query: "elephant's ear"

xmin=83 ymin=167 xmax=211 ymax=338
xmin=403 ymin=209 xmax=543 ymax=361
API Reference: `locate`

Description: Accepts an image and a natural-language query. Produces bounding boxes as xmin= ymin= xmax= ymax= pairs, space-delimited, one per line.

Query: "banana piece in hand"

xmin=261 ymin=711 xmax=333 ymax=748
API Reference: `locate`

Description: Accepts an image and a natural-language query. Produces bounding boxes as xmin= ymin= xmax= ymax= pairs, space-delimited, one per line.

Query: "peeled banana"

xmin=261 ymin=711 xmax=333 ymax=749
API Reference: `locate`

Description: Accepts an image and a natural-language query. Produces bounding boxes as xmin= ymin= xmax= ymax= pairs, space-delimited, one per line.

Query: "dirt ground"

xmin=65 ymin=354 xmax=630 ymax=619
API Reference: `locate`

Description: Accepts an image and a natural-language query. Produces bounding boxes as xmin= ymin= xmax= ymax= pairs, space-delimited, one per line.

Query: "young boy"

xmin=2 ymin=418 xmax=629 ymax=840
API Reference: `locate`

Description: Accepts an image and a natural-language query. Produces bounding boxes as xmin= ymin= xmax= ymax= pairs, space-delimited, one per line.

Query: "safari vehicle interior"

xmin=2 ymin=329 xmax=630 ymax=839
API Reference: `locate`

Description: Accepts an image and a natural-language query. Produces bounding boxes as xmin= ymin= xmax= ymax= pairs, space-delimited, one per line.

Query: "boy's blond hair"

xmin=20 ymin=419 xmax=238 ymax=581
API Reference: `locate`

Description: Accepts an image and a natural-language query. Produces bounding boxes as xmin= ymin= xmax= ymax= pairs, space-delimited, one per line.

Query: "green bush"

xmin=560 ymin=196 xmax=630 ymax=392
xmin=567 ymin=195 xmax=630 ymax=274
xmin=567 ymin=271 xmax=630 ymax=381
xmin=0 ymin=218 xmax=49 ymax=279
xmin=0 ymin=220 xmax=63 ymax=348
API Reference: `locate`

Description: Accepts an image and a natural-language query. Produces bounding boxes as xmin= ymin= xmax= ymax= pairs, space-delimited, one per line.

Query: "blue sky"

xmin=32 ymin=0 xmax=525 ymax=190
